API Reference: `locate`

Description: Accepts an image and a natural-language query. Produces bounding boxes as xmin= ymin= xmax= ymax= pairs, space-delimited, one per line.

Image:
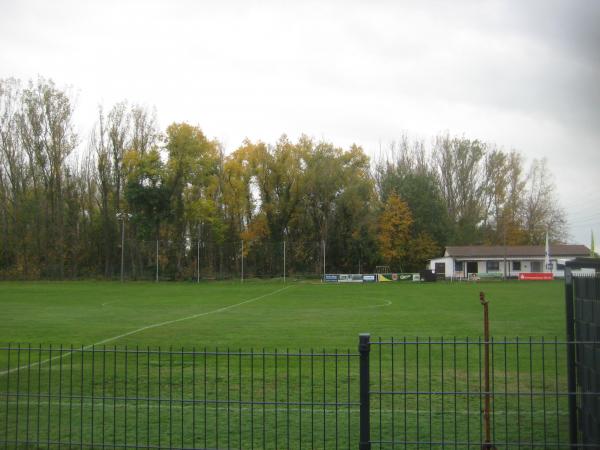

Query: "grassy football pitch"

xmin=0 ymin=280 xmax=570 ymax=449
xmin=0 ymin=280 xmax=566 ymax=347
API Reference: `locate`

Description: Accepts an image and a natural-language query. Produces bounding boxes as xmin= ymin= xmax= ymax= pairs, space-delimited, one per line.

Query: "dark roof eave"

xmin=445 ymin=245 xmax=590 ymax=258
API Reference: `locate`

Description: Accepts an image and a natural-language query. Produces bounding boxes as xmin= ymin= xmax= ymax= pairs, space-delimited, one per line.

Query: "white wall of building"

xmin=429 ymin=257 xmax=454 ymax=277
xmin=429 ymin=256 xmax=578 ymax=278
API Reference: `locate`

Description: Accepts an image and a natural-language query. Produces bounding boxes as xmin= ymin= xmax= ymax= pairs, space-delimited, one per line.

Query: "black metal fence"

xmin=0 ymin=345 xmax=359 ymax=449
xmin=365 ymin=336 xmax=598 ymax=449
xmin=1 ymin=337 xmax=599 ymax=449
xmin=565 ymin=265 xmax=600 ymax=448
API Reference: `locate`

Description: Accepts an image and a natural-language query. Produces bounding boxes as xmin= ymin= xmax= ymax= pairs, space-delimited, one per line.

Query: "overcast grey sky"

xmin=1 ymin=0 xmax=599 ymax=245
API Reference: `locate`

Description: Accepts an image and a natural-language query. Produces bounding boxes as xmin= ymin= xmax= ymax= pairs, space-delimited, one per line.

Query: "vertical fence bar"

xmin=504 ymin=337 xmax=508 ymax=450
xmin=417 ymin=336 xmax=421 ymax=446
xmin=4 ymin=344 xmax=10 ymax=447
xmin=69 ymin=344 xmax=73 ymax=448
xmin=347 ymin=349 xmax=351 ymax=450
xmin=26 ymin=344 xmax=32 ymax=447
xmin=113 ymin=345 xmax=117 ymax=450
xmin=80 ymin=346 xmax=84 ymax=449
xmin=359 ymin=333 xmax=371 ymax=450
xmin=158 ymin=347 xmax=162 ymax=448
xmin=238 ymin=348 xmax=242 ymax=450
xmin=215 ymin=347 xmax=219 ymax=449
xmin=453 ymin=337 xmax=457 ymax=450
xmin=275 ymin=348 xmax=278 ymax=448
xmin=405 ymin=337 xmax=409 ymax=450
xmin=135 ymin=345 xmax=139 ymax=449
xmin=262 ymin=348 xmax=266 ymax=449
xmin=480 ymin=292 xmax=493 ymax=449
xmin=378 ymin=337 xmax=381 ymax=447
xmin=250 ymin=348 xmax=254 ymax=450
xmin=227 ymin=347 xmax=230 ymax=449
xmin=299 ymin=349 xmax=302 ymax=449
xmin=554 ymin=338 xmax=560 ymax=445
xmin=564 ymin=266 xmax=578 ymax=448
xmin=287 ymin=349 xmax=290 ymax=450
xmin=441 ymin=336 xmax=445 ymax=446
xmin=181 ymin=348 xmax=185 ymax=449
xmin=101 ymin=346 xmax=106 ymax=449
xmin=335 ymin=349 xmax=338 ymax=449
xmin=428 ymin=336 xmax=432 ymax=450
xmin=391 ymin=336 xmax=395 ymax=448
xmin=192 ymin=347 xmax=196 ymax=448
xmin=90 ymin=346 xmax=95 ymax=447
xmin=516 ymin=337 xmax=521 ymax=449
xmin=47 ymin=344 xmax=52 ymax=448
xmin=15 ymin=345 xmax=21 ymax=449
xmin=146 ymin=347 xmax=150 ymax=448
xmin=466 ymin=337 xmax=470 ymax=448
xmin=311 ymin=348 xmax=314 ymax=450
xmin=322 ymin=349 xmax=325 ymax=450
xmin=204 ymin=347 xmax=207 ymax=449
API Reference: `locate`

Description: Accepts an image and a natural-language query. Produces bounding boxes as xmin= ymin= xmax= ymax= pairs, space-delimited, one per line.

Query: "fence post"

xmin=564 ymin=266 xmax=578 ymax=448
xmin=359 ymin=333 xmax=371 ymax=450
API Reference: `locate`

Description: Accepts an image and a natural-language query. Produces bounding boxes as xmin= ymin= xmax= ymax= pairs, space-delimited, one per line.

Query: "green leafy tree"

xmin=123 ymin=148 xmax=170 ymax=241
xmin=433 ymin=135 xmax=487 ymax=244
xmin=377 ymin=194 xmax=413 ymax=271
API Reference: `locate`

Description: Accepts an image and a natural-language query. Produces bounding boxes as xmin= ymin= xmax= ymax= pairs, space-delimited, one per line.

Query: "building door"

xmin=434 ymin=262 xmax=445 ymax=275
xmin=467 ymin=261 xmax=478 ymax=275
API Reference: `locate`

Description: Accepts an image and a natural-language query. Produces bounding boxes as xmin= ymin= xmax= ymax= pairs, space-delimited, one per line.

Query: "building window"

xmin=486 ymin=260 xmax=499 ymax=272
xmin=455 ymin=261 xmax=464 ymax=272
xmin=531 ymin=261 xmax=542 ymax=272
xmin=512 ymin=261 xmax=521 ymax=271
xmin=435 ymin=262 xmax=446 ymax=274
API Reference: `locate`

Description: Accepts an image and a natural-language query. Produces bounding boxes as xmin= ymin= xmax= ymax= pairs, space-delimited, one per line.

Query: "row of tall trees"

xmin=0 ymin=77 xmax=568 ymax=279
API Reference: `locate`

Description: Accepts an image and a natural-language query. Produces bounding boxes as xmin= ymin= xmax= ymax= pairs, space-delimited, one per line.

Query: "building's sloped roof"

xmin=445 ymin=245 xmax=590 ymax=258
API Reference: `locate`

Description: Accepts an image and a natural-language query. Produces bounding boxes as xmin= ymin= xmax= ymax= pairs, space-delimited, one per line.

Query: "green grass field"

xmin=0 ymin=280 xmax=567 ymax=347
xmin=0 ymin=280 xmax=571 ymax=449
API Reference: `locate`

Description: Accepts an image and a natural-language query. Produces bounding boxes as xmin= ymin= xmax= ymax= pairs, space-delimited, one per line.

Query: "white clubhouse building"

xmin=429 ymin=245 xmax=591 ymax=279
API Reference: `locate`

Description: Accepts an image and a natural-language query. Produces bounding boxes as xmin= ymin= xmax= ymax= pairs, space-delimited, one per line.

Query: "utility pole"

xmin=283 ymin=239 xmax=286 ymax=284
xmin=322 ymin=239 xmax=326 ymax=281
xmin=503 ymin=226 xmax=507 ymax=279
xmin=155 ymin=239 xmax=159 ymax=282
xmin=197 ymin=223 xmax=203 ymax=284
xmin=121 ymin=220 xmax=125 ymax=282
xmin=241 ymin=240 xmax=244 ymax=283
xmin=116 ymin=212 xmax=131 ymax=282
xmin=503 ymin=212 xmax=508 ymax=280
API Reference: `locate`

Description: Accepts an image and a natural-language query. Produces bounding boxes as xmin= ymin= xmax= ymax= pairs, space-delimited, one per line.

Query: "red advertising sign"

xmin=518 ymin=272 xmax=554 ymax=281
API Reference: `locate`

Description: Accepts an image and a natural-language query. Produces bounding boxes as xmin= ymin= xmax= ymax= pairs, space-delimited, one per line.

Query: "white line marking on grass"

xmin=353 ymin=299 xmax=392 ymax=309
xmin=92 ymin=285 xmax=292 ymax=346
xmin=364 ymin=299 xmax=392 ymax=308
xmin=101 ymin=299 xmax=121 ymax=307
xmin=0 ymin=285 xmax=292 ymax=377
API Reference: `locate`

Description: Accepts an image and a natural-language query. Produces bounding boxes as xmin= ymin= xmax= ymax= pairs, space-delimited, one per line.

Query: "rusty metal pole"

xmin=480 ymin=292 xmax=496 ymax=450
